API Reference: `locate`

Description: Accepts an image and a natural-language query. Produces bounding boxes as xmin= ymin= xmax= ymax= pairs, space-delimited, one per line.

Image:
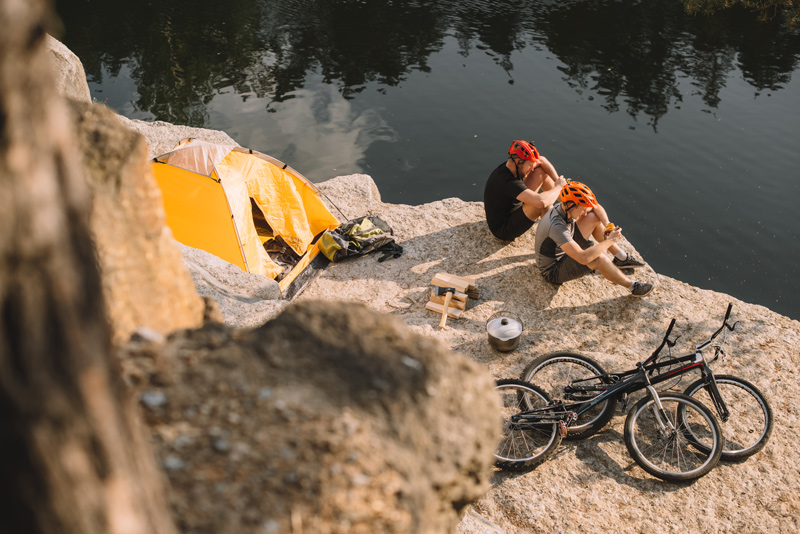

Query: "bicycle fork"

xmin=644 ymin=385 xmax=679 ymax=441
xmin=700 ymin=368 xmax=731 ymax=423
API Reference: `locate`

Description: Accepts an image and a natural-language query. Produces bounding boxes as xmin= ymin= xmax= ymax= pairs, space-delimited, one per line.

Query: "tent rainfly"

xmin=151 ymin=139 xmax=340 ymax=298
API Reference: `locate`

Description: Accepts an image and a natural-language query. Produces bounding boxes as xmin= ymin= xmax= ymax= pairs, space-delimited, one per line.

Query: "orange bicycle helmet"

xmin=508 ymin=140 xmax=540 ymax=162
xmin=559 ymin=181 xmax=598 ymax=208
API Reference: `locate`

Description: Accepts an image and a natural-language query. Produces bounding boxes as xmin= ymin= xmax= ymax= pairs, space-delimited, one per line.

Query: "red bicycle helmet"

xmin=508 ymin=140 xmax=540 ymax=162
xmin=559 ymin=181 xmax=598 ymax=208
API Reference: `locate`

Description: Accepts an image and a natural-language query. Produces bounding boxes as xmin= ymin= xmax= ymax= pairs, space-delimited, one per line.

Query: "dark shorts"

xmin=541 ymin=231 xmax=593 ymax=285
xmin=489 ymin=207 xmax=535 ymax=241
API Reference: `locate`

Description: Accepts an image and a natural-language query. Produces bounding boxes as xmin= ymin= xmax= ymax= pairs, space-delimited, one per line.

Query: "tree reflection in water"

xmin=55 ymin=0 xmax=799 ymax=128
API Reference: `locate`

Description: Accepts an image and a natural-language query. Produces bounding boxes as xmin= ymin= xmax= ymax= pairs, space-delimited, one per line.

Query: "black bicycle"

xmin=518 ymin=304 xmax=772 ymax=461
xmin=495 ymin=305 xmax=771 ymax=481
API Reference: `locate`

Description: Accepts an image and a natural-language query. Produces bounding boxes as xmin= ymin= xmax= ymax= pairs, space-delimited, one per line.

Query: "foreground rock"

xmin=121 ymin=300 xmax=499 ymax=533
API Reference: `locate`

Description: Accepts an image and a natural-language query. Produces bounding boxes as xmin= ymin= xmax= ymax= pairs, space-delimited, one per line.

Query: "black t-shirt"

xmin=483 ymin=163 xmax=528 ymax=235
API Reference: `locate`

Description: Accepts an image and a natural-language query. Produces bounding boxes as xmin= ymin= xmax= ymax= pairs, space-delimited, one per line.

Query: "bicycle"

xmin=495 ymin=379 xmax=723 ymax=482
xmin=518 ymin=304 xmax=772 ymax=461
xmin=494 ymin=305 xmax=771 ymax=481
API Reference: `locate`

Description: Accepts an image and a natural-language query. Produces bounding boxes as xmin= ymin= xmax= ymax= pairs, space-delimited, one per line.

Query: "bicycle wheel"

xmin=520 ymin=352 xmax=615 ymax=439
xmin=624 ymin=392 xmax=722 ymax=482
xmin=682 ymin=375 xmax=772 ymax=461
xmin=494 ymin=379 xmax=562 ymax=471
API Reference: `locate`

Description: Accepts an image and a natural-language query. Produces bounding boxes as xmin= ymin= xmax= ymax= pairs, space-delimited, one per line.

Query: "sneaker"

xmin=614 ymin=253 xmax=645 ymax=269
xmin=630 ymin=281 xmax=654 ymax=297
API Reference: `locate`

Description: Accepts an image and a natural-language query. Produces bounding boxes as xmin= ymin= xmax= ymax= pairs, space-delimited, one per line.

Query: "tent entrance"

xmin=250 ymin=197 xmax=302 ymax=282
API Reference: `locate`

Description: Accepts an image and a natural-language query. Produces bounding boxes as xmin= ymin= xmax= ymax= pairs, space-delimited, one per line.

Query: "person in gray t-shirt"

xmin=534 ymin=182 xmax=654 ymax=297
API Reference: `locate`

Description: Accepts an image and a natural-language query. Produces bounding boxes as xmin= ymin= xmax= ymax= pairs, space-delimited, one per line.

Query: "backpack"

xmin=319 ymin=215 xmax=403 ymax=263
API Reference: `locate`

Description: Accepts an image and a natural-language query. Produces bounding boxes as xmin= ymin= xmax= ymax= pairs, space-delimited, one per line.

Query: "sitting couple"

xmin=483 ymin=140 xmax=654 ymax=297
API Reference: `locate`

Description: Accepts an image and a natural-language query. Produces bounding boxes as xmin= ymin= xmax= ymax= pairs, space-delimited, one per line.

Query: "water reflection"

xmin=56 ymin=0 xmax=800 ymax=128
xmin=223 ymin=77 xmax=399 ymax=178
xmin=538 ymin=0 xmax=799 ymax=128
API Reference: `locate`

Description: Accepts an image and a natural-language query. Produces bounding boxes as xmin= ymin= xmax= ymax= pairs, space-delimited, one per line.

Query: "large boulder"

xmin=68 ymin=99 xmax=205 ymax=344
xmin=45 ymin=34 xmax=91 ymax=103
xmin=116 ymin=116 xmax=239 ymax=159
xmin=121 ymin=300 xmax=500 ymax=534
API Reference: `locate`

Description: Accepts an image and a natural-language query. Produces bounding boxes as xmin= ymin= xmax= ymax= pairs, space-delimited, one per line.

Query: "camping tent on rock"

xmin=152 ymin=139 xmax=340 ymax=298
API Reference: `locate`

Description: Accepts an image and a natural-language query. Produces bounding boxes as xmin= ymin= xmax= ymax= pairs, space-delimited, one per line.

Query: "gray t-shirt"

xmin=535 ymin=203 xmax=575 ymax=276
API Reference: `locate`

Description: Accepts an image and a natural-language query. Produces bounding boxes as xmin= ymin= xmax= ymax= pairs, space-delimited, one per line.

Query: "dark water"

xmin=54 ymin=0 xmax=800 ymax=319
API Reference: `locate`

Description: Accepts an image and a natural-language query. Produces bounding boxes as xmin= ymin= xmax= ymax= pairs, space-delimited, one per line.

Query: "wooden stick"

xmin=439 ymin=291 xmax=453 ymax=329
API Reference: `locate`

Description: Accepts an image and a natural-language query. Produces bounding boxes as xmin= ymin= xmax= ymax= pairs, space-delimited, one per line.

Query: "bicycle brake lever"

xmin=666 ymin=334 xmax=681 ymax=348
xmin=710 ymin=346 xmax=725 ymax=363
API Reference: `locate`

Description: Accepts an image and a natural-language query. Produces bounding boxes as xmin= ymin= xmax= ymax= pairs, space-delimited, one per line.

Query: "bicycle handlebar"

xmin=695 ymin=303 xmax=737 ymax=353
xmin=649 ymin=318 xmax=677 ymax=359
xmin=651 ymin=304 xmax=736 ymax=360
xmin=709 ymin=303 xmax=737 ymax=341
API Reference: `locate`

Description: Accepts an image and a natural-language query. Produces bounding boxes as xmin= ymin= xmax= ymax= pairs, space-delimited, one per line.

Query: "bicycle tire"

xmin=682 ymin=375 xmax=772 ymax=461
xmin=494 ymin=379 xmax=562 ymax=471
xmin=624 ymin=392 xmax=722 ymax=482
xmin=520 ymin=351 xmax=616 ymax=440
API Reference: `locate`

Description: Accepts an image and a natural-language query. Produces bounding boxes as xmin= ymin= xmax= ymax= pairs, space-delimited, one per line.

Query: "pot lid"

xmin=486 ymin=312 xmax=523 ymax=341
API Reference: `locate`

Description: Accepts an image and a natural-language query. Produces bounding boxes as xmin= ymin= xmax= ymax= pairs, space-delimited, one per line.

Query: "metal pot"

xmin=486 ymin=311 xmax=523 ymax=352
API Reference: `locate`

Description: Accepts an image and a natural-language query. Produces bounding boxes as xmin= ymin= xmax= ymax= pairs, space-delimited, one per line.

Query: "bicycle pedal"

xmin=558 ymin=421 xmax=569 ymax=438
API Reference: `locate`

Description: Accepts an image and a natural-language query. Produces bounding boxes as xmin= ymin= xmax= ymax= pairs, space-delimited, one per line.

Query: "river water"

xmin=54 ymin=0 xmax=800 ymax=319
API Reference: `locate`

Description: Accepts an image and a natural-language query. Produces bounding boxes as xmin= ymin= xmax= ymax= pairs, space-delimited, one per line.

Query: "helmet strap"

xmin=508 ymin=155 xmax=522 ymax=178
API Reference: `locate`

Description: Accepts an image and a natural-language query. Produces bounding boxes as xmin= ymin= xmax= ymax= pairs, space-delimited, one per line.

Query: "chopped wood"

xmin=429 ymin=294 xmax=467 ymax=310
xmin=425 ymin=301 xmax=463 ymax=319
xmin=430 ymin=288 xmax=467 ymax=302
xmin=431 ymin=273 xmax=470 ymax=293
xmin=432 ymin=272 xmax=478 ymax=295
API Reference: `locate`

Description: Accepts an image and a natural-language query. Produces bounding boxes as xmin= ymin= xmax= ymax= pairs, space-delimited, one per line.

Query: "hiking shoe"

xmin=614 ymin=253 xmax=645 ymax=269
xmin=630 ymin=281 xmax=654 ymax=297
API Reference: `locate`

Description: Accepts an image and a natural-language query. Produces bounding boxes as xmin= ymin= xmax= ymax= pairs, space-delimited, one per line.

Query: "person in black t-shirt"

xmin=483 ymin=140 xmax=567 ymax=242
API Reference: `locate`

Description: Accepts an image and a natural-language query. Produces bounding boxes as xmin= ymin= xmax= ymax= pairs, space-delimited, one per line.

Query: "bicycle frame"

xmin=513 ymin=304 xmax=738 ymax=428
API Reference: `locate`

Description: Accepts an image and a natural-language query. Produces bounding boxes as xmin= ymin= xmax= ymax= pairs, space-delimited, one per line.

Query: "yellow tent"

xmin=152 ymin=139 xmax=340 ymax=296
